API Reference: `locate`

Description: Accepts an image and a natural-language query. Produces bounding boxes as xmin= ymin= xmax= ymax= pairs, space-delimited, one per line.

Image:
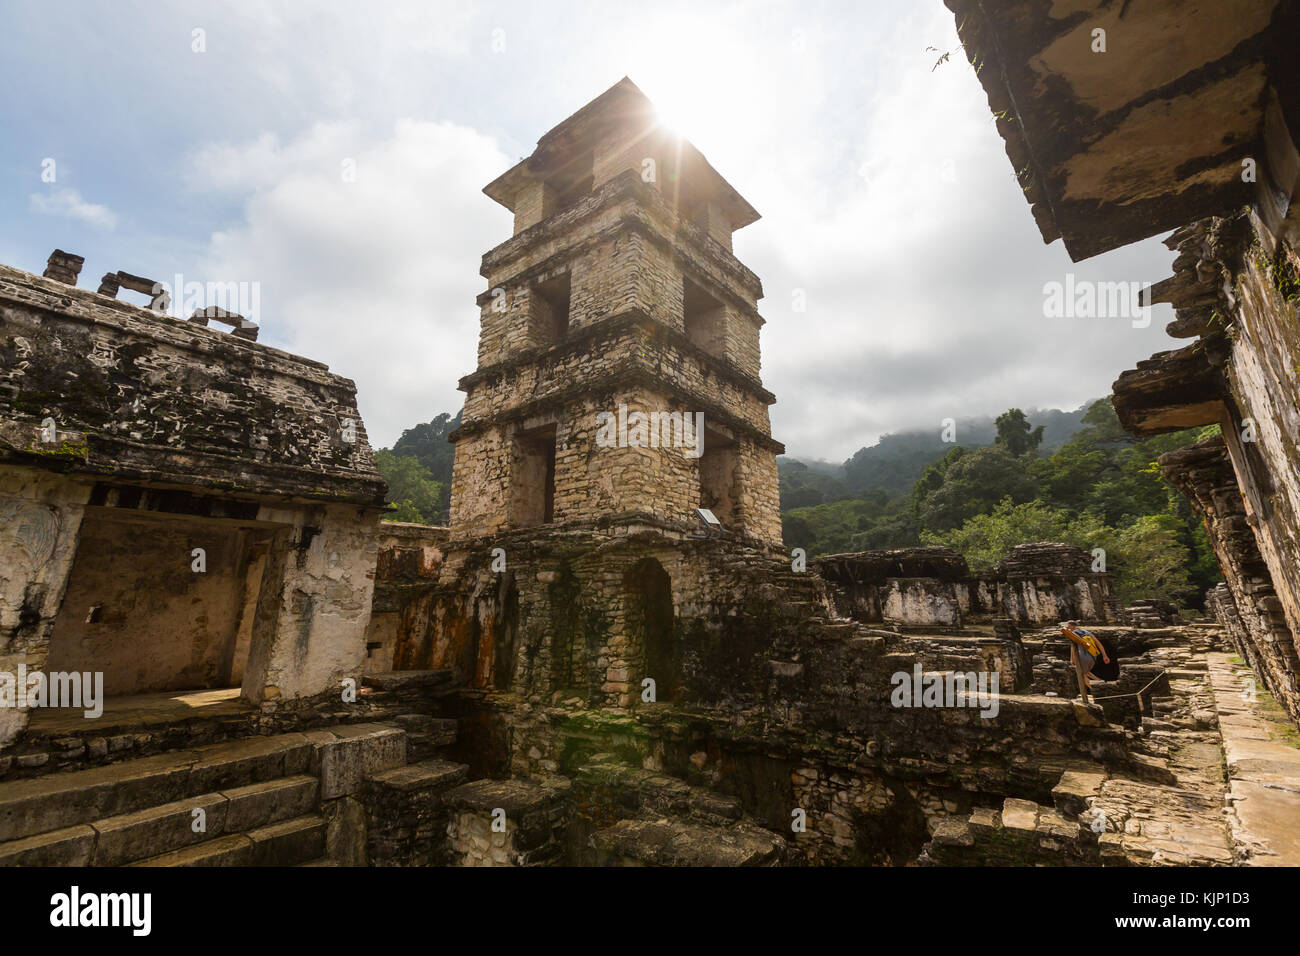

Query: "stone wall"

xmin=1113 ymin=212 xmax=1300 ymax=725
xmin=1162 ymin=436 xmax=1300 ymax=722
xmin=423 ymin=525 xmax=817 ymax=707
xmin=814 ymin=544 xmax=1114 ymax=630
xmin=0 ymin=263 xmax=386 ymax=504
xmin=442 ymin=778 xmax=570 ymax=866
xmin=990 ymin=543 xmax=1116 ymax=627
xmin=45 ymin=509 xmax=265 ymax=694
xmin=0 ymin=258 xmax=387 ymax=749
xmin=0 ymin=466 xmax=91 ymax=747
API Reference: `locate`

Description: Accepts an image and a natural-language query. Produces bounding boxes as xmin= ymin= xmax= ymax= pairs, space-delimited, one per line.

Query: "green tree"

xmin=923 ymin=498 xmax=1113 ymax=572
xmin=913 ymin=446 xmax=1040 ymax=533
xmin=1110 ymin=514 xmax=1194 ymax=605
xmin=994 ymin=408 xmax=1045 ymax=457
xmin=375 ymin=450 xmax=444 ymax=525
xmin=389 ymin=410 xmax=461 ymax=518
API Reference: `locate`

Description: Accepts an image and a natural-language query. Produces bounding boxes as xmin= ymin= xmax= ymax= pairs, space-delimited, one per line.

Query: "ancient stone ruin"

xmin=0 ymin=252 xmax=387 ymax=752
xmin=950 ymin=0 xmax=1300 ymax=729
xmin=815 ymin=543 xmax=1116 ymax=631
xmin=3 ymin=11 xmax=1300 ymax=868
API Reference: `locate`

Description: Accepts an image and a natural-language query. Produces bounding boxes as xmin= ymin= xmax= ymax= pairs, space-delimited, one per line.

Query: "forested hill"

xmin=780 ymin=400 xmax=1222 ymax=608
xmin=779 ymin=405 xmax=1090 ymax=508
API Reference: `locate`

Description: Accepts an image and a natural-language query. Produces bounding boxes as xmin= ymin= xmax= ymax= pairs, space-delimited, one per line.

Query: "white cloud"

xmin=192 ymin=119 xmax=512 ymax=448
xmin=29 ymin=188 xmax=117 ymax=229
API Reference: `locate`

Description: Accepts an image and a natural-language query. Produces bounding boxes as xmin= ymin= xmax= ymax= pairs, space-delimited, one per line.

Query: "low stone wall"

xmin=815 ymin=543 xmax=1114 ymax=630
xmin=364 ymin=758 xmax=468 ymax=866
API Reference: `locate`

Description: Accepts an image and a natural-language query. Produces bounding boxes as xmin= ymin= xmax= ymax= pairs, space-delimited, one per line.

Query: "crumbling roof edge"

xmin=0 ymin=264 xmax=339 ymax=382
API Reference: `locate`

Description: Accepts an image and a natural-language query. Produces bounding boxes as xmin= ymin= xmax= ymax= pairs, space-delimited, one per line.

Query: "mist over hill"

xmin=779 ymin=405 xmax=1090 ymax=509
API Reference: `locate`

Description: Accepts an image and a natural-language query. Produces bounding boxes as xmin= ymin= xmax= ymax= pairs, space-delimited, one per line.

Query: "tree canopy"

xmin=781 ymin=398 xmax=1222 ymax=607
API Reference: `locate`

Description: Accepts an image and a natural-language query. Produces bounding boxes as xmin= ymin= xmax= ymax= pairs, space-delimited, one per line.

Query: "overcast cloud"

xmin=0 ymin=0 xmax=1178 ymax=460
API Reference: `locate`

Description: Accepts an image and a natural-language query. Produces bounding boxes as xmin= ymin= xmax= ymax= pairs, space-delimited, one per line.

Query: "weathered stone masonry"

xmin=0 ymin=255 xmax=387 ymax=747
xmin=949 ymin=0 xmax=1300 ymax=725
xmin=378 ymin=78 xmax=1196 ymax=867
xmin=815 ymin=543 xmax=1116 ymax=631
xmin=2 ymin=63 xmax=1277 ymax=867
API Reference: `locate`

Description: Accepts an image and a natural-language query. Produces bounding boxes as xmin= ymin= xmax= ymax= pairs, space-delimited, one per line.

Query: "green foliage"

xmin=782 ymin=397 xmax=1223 ymax=609
xmin=922 ymin=400 xmax=1218 ymax=606
xmin=388 ymin=410 xmax=460 ymax=518
xmin=781 ymin=490 xmax=915 ymax=555
xmin=1111 ymin=514 xmax=1194 ymax=605
xmin=922 ymin=498 xmax=1111 ymax=572
xmin=375 ymin=449 xmax=444 ymax=525
xmin=391 ymin=411 xmax=460 ymax=478
xmin=994 ymin=407 xmax=1045 ymax=457
xmin=778 ymin=458 xmax=851 ymax=509
xmin=837 ymin=405 xmax=1087 ymax=498
xmin=912 ymin=445 xmax=1040 ymax=533
xmin=923 ymin=499 xmax=1191 ymax=604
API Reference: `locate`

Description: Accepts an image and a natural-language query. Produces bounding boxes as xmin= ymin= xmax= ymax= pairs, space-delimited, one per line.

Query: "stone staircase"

xmin=921 ymin=652 xmax=1240 ymax=867
xmin=0 ymin=718 xmax=466 ymax=867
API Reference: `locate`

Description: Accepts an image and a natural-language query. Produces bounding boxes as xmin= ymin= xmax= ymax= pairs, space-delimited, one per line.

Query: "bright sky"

xmin=0 ymin=0 xmax=1180 ymax=460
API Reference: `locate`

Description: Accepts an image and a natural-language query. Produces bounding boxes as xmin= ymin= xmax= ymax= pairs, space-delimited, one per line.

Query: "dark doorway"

xmin=493 ymin=575 xmax=519 ymax=690
xmin=624 ymin=558 xmax=675 ymax=702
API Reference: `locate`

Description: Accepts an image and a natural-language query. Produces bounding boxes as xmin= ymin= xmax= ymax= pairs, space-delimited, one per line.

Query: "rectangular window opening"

xmin=512 ymin=423 xmax=558 ymax=527
xmin=533 ymin=273 xmax=571 ymax=344
xmin=683 ymin=277 xmax=726 ymax=357
xmin=699 ymin=428 xmax=738 ymax=526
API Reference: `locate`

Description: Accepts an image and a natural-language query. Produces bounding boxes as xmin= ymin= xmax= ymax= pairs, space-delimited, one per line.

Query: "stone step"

xmin=129 ymin=814 xmax=326 ymax=867
xmin=127 ymin=833 xmax=253 ymax=867
xmin=247 ymin=815 xmax=329 ymax=866
xmin=1126 ymin=753 xmax=1179 ymax=786
xmin=0 ymin=824 xmax=96 ymax=866
xmin=366 ymin=757 xmax=467 ymax=793
xmin=592 ymin=816 xmax=785 ymax=866
xmin=104 ymin=774 xmax=319 ymax=866
xmin=0 ymin=773 xmax=320 ymax=866
xmin=392 ymin=715 xmax=458 ymax=760
xmin=1142 ymin=717 xmax=1175 ymax=733
xmin=1050 ymin=769 xmax=1106 ymax=817
xmin=0 ymin=732 xmax=315 ymax=844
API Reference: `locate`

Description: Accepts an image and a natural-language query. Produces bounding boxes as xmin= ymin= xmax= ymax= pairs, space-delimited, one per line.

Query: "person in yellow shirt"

xmin=1061 ymin=620 xmax=1110 ymax=691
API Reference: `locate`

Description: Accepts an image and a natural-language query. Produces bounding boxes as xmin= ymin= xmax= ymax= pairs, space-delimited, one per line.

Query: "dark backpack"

xmin=1091 ymin=635 xmax=1120 ymax=681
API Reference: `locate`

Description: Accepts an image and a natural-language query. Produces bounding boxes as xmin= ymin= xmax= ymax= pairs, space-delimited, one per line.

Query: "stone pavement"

xmin=1207 ymin=653 xmax=1300 ymax=865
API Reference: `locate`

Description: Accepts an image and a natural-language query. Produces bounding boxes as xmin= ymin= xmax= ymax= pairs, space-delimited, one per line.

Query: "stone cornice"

xmin=479 ymin=170 xmax=764 ymax=307
xmin=458 ymin=308 xmax=775 ymax=404
xmin=450 ymin=355 xmax=784 ymax=455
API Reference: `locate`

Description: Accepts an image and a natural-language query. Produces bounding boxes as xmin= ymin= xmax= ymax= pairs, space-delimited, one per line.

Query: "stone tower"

xmin=430 ymin=79 xmax=793 ymax=709
xmin=446 ymin=77 xmax=783 ymax=546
